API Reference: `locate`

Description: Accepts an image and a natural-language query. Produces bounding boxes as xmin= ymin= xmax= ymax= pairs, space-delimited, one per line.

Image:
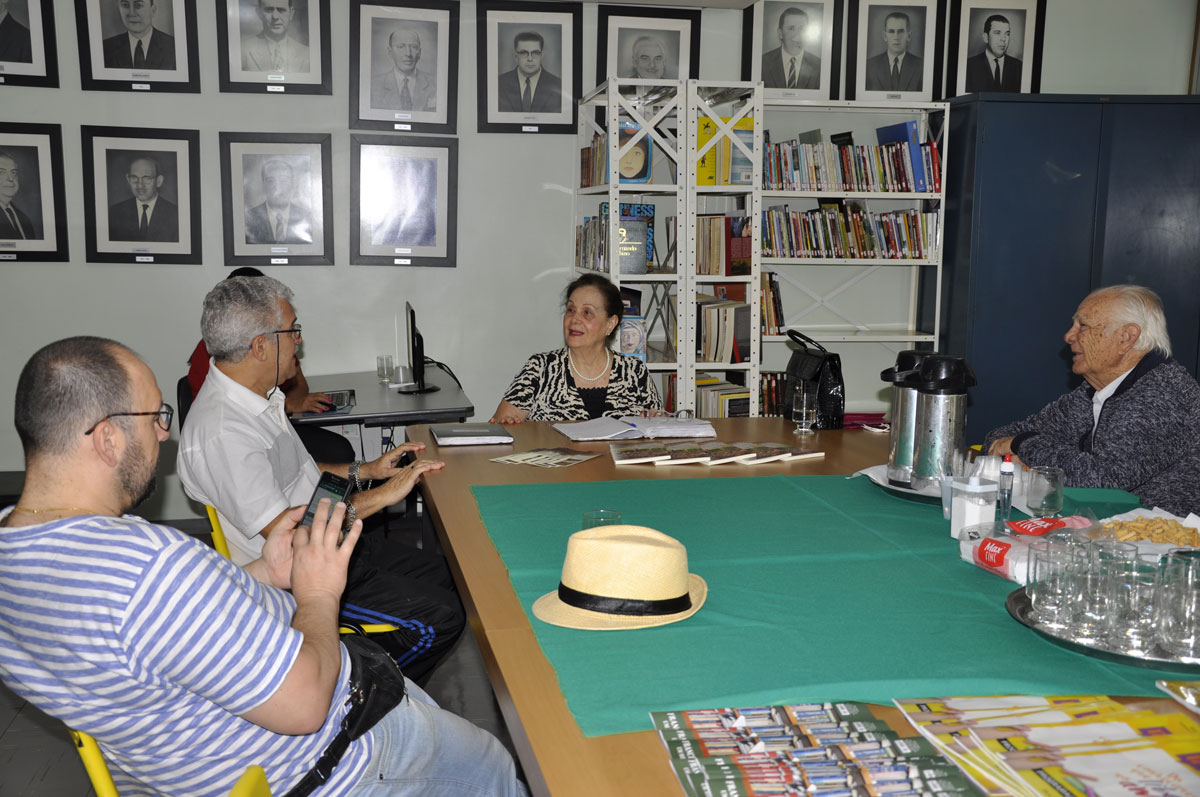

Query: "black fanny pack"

xmin=283 ymin=635 xmax=407 ymax=797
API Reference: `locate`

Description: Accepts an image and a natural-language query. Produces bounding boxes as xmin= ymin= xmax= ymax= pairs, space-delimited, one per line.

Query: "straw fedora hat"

xmin=532 ymin=525 xmax=707 ymax=630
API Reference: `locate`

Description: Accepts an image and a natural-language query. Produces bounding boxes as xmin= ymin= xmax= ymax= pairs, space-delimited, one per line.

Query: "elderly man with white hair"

xmin=985 ymin=284 xmax=1200 ymax=516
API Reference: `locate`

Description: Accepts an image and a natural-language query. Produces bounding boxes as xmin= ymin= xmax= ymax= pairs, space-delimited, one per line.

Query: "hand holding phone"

xmin=301 ymin=472 xmax=352 ymax=528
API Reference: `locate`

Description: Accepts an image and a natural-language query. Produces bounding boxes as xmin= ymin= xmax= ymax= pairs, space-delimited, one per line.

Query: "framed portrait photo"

xmin=219 ymin=132 xmax=333 ymax=267
xmin=476 ymin=0 xmax=581 ymax=135
xmin=845 ymin=0 xmax=945 ymax=102
xmin=351 ymin=0 xmax=459 ymax=134
xmin=215 ymin=0 xmax=331 ymax=95
xmin=741 ymin=0 xmax=843 ymax=101
xmin=81 ymin=125 xmax=201 ymax=264
xmin=350 ymin=134 xmax=457 ymax=267
xmin=75 ymin=0 xmax=200 ymax=92
xmin=0 ymin=122 xmax=67 ymax=262
xmin=945 ymin=0 xmax=1044 ymax=97
xmin=0 ymin=0 xmax=60 ymax=88
xmin=596 ymin=5 xmax=700 ymax=84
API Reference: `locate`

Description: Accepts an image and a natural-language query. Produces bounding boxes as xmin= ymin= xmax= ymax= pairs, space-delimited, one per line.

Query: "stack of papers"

xmin=430 ymin=423 xmax=514 ymax=446
xmin=553 ymin=416 xmax=717 ymax=442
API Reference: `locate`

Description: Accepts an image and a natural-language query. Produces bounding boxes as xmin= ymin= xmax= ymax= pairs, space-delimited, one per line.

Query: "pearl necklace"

xmin=568 ymin=347 xmax=611 ymax=382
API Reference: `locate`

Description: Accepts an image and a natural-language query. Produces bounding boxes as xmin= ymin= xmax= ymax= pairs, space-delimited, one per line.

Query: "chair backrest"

xmin=70 ymin=728 xmax=118 ymax=797
xmin=177 ymin=374 xmax=195 ymax=429
xmin=229 ymin=765 xmax=273 ymax=797
xmin=205 ymin=505 xmax=232 ymax=559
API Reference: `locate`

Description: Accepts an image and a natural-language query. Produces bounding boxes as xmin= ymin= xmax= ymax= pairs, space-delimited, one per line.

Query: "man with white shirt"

xmin=241 ymin=0 xmax=310 ymax=73
xmin=178 ymin=275 xmax=465 ymax=683
xmin=497 ymin=30 xmax=561 ymax=114
xmin=863 ymin=10 xmax=922 ymax=92
xmin=761 ymin=6 xmax=821 ymax=90
xmin=101 ymin=0 xmax=176 ymax=70
xmin=0 ymin=151 xmax=38 ymax=240
xmin=371 ymin=26 xmax=436 ymax=112
xmin=964 ymin=14 xmax=1022 ymax=92
xmin=107 ymin=155 xmax=179 ymax=242
xmin=985 ymin=285 xmax=1200 ymax=516
xmin=244 ymin=159 xmax=313 ymax=245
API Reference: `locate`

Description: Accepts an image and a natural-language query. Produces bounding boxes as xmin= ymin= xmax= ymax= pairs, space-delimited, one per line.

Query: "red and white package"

xmin=1004 ymin=516 xmax=1092 ymax=537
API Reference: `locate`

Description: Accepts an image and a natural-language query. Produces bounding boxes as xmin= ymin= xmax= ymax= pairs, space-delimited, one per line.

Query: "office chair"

xmin=70 ymin=728 xmax=273 ymax=796
xmin=205 ymin=506 xmax=397 ymax=637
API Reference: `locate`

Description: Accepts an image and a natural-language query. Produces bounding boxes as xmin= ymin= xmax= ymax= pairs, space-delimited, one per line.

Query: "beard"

xmin=118 ymin=437 xmax=159 ymax=512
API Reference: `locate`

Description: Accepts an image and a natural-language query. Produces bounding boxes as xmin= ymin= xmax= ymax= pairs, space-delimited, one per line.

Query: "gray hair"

xmin=15 ymin=336 xmax=134 ymax=459
xmin=201 ymin=275 xmax=294 ymax=363
xmin=1089 ymin=284 xmax=1172 ymax=356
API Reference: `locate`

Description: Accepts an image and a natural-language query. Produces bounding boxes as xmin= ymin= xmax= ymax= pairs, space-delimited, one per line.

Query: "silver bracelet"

xmin=343 ymin=498 xmax=357 ymax=531
xmin=349 ymin=460 xmax=365 ymax=492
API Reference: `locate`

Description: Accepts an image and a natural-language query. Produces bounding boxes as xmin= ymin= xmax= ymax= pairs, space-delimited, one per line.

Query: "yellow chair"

xmin=206 ymin=505 xmax=397 ymax=636
xmin=70 ymin=729 xmax=272 ymax=796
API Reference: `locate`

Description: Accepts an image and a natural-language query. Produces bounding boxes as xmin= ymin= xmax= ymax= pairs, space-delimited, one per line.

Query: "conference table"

xmin=299 ymin=367 xmax=473 ymax=428
xmin=406 ymin=419 xmax=1180 ymax=797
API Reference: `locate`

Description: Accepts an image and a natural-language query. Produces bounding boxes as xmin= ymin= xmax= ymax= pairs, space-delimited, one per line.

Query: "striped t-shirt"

xmin=0 ymin=509 xmax=372 ymax=796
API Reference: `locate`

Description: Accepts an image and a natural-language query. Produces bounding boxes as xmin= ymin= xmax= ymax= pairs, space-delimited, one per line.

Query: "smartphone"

xmin=301 ymin=472 xmax=352 ymax=528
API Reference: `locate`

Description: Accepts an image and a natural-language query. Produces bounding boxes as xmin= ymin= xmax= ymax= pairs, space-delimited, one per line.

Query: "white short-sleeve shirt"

xmin=178 ymin=359 xmax=320 ymax=565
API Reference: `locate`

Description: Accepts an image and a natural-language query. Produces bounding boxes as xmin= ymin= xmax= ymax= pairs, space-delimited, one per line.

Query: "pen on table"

xmin=997 ymin=454 xmax=1014 ymax=522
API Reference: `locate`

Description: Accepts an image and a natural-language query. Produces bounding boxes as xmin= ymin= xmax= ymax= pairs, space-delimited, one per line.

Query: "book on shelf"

xmin=762 ymin=126 xmax=942 ymax=194
xmin=694 ymin=213 xmax=752 ymax=276
xmin=875 ymin=121 xmax=925 ymax=192
xmin=618 ymin=315 xmax=647 ymax=361
xmin=696 ymin=115 xmax=756 ymax=187
xmin=601 ymin=202 xmax=655 ymax=272
xmin=758 ymin=272 xmax=784 ymax=335
xmin=620 ymin=286 xmax=642 ymax=316
xmin=696 ymin=380 xmax=750 ymax=418
xmin=760 ymin=371 xmax=786 ymax=416
xmin=653 ymin=441 xmax=712 ymax=465
xmin=579 ymin=123 xmax=654 ymax=188
xmin=762 ymin=204 xmax=939 ymax=259
xmin=616 ymin=218 xmax=648 ymax=275
xmin=695 ymin=297 xmax=750 ymax=364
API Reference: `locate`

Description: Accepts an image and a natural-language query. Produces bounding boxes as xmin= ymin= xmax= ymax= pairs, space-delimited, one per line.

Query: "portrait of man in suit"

xmin=762 ymin=5 xmax=821 ymax=89
xmin=497 ymin=30 xmax=561 ymax=114
xmin=244 ymin=158 xmax=313 ymax=245
xmin=0 ymin=150 xmax=39 ymax=240
xmin=864 ymin=9 xmax=923 ymax=92
xmin=0 ymin=0 xmax=33 ymax=63
xmin=628 ymin=34 xmax=666 ymax=79
xmin=371 ymin=26 xmax=436 ymax=112
xmin=108 ymin=154 xmax=178 ymax=242
xmin=102 ymin=0 xmax=176 ymax=70
xmin=241 ymin=0 xmax=309 ymax=73
xmin=964 ymin=13 xmax=1022 ymax=92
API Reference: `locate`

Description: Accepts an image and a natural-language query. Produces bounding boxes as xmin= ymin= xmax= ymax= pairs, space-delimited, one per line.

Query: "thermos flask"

xmin=881 ymin=350 xmax=933 ymax=488
xmin=910 ymin=356 xmax=977 ymax=493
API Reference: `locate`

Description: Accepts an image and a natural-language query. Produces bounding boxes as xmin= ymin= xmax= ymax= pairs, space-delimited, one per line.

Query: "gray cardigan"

xmin=983 ymin=351 xmax=1200 ymax=516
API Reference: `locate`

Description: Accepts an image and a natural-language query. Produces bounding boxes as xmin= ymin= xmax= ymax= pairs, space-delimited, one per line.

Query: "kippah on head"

xmin=15 ymin=336 xmax=133 ymax=459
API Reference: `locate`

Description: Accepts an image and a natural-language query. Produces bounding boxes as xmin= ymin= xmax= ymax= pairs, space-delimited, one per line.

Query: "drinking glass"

xmin=791 ymin=382 xmax=817 ymax=436
xmin=1028 ymin=466 xmax=1065 ymax=518
xmin=1158 ymin=550 xmax=1200 ymax=662
xmin=1106 ymin=552 xmax=1163 ymax=657
xmin=1067 ymin=540 xmax=1136 ymax=645
xmin=1027 ymin=541 xmax=1073 ymax=632
xmin=582 ymin=510 xmax=621 ymax=529
xmin=376 ymin=354 xmax=394 ymax=384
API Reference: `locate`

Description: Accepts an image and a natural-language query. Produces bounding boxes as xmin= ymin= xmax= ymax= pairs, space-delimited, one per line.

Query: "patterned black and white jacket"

xmin=501 ymin=348 xmax=660 ymax=421
xmin=983 ymin=352 xmax=1200 ymax=516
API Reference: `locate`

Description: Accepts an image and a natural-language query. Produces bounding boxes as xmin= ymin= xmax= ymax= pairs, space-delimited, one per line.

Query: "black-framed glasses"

xmin=84 ymin=403 xmax=174 ymax=436
xmin=268 ymin=323 xmax=302 ymax=342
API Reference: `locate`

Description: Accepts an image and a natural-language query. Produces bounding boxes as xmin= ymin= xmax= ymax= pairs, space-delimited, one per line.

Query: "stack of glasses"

xmin=1025 ymin=539 xmax=1200 ymax=662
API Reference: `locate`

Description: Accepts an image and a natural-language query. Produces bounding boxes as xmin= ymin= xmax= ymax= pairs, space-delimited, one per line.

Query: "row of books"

xmin=575 ymin=202 xmax=665 ymax=274
xmin=579 ymin=122 xmax=654 ymax=188
xmin=763 ymin=122 xmax=941 ymax=194
xmin=697 ymin=376 xmax=749 ymax=417
xmin=760 ymin=371 xmax=788 ymax=416
xmin=760 ymin=272 xmax=786 ymax=336
xmin=654 ymin=702 xmax=975 ymax=797
xmin=696 ymin=115 xmax=755 ymax=186
xmin=763 ymin=205 xmax=940 ymax=260
xmin=695 ymin=213 xmax=752 ymax=276
xmin=611 ymin=440 xmax=823 ymax=465
xmin=696 ymin=296 xmax=751 ymax=365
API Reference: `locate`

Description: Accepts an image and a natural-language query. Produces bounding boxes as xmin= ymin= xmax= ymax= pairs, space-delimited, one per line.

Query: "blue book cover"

xmin=875 ymin=121 xmax=927 ymax=192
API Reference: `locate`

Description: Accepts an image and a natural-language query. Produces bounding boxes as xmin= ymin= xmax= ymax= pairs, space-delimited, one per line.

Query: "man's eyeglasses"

xmin=84 ymin=403 xmax=174 ymax=436
xmin=268 ymin=323 xmax=302 ymax=342
xmin=515 ymin=49 xmax=542 ymax=58
xmin=126 ymin=175 xmax=158 ymax=186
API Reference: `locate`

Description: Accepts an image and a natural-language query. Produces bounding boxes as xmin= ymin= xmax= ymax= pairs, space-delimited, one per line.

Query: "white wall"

xmin=0 ymin=0 xmax=1194 ymax=521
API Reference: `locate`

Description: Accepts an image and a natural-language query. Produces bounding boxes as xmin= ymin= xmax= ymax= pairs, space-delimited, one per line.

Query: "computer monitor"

xmin=397 ymin=301 xmax=440 ymax=395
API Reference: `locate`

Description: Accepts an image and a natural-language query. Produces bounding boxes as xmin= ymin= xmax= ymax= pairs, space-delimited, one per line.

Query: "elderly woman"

xmin=491 ymin=273 xmax=661 ymax=423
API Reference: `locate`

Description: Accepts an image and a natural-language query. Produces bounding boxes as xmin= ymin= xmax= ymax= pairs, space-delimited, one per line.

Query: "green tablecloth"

xmin=472 ymin=475 xmax=1177 ymax=739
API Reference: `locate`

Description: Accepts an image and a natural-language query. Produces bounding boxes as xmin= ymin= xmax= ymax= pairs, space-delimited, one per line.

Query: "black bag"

xmin=784 ymin=330 xmax=845 ymax=429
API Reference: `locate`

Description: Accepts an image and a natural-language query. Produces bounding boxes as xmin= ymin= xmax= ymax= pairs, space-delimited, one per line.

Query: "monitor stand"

xmin=396 ymin=383 xmax=440 ymax=395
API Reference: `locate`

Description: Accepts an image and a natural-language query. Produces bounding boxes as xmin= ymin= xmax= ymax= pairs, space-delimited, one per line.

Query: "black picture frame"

xmin=81 ymin=125 xmax=201 ymax=264
xmin=219 ymin=132 xmax=333 ymax=267
xmin=476 ymin=0 xmax=581 ymax=135
xmin=596 ymin=5 xmax=700 ymax=84
xmin=0 ymin=122 xmax=68 ymax=262
xmin=741 ymin=0 xmax=843 ymax=101
xmin=351 ymin=0 xmax=459 ymax=134
xmin=0 ymin=0 xmax=60 ymax=88
xmin=350 ymin=133 xmax=457 ymax=267
xmin=945 ymin=0 xmax=1045 ymax=97
xmin=75 ymin=0 xmax=200 ymax=93
xmin=215 ymin=0 xmax=331 ymax=95
xmin=845 ymin=0 xmax=946 ymax=101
